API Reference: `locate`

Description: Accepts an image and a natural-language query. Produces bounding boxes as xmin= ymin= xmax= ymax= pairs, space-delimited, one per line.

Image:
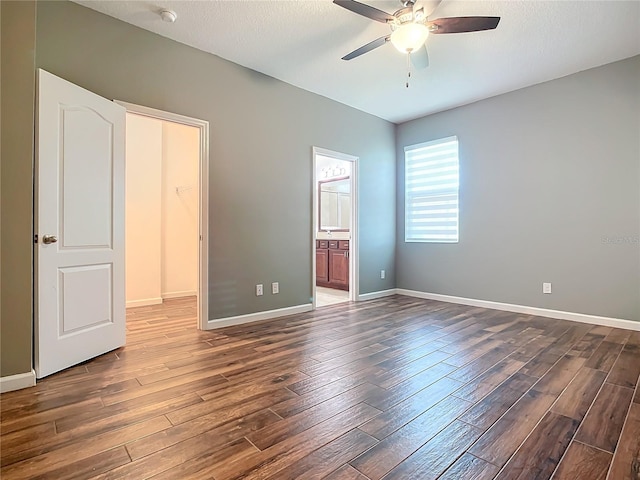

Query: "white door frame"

xmin=116 ymin=101 xmax=209 ymax=330
xmin=312 ymin=147 xmax=359 ymax=309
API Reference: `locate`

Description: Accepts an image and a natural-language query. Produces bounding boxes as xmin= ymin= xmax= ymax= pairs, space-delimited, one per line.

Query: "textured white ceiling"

xmin=74 ymin=0 xmax=640 ymax=124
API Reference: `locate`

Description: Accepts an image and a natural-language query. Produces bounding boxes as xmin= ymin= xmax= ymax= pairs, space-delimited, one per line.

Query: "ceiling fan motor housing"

xmin=390 ymin=6 xmax=426 ymax=31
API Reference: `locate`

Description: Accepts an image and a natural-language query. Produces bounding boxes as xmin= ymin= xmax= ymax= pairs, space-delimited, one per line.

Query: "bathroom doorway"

xmin=312 ymin=147 xmax=358 ymax=308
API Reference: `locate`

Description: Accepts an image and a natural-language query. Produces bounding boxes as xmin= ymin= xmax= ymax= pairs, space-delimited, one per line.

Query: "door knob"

xmin=42 ymin=234 xmax=58 ymax=244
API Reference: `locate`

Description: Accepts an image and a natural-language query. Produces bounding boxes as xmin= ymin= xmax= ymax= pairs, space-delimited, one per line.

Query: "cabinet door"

xmin=329 ymin=249 xmax=349 ymax=290
xmin=316 ymin=249 xmax=329 ymax=283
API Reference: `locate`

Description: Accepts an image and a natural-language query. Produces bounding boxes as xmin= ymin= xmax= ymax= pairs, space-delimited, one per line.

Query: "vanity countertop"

xmin=317 ymin=231 xmax=350 ymax=240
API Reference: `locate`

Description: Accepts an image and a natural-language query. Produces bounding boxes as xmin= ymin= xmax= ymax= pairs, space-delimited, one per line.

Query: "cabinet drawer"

xmin=318 ymin=240 xmax=329 ymax=249
xmin=338 ymin=240 xmax=349 ymax=250
xmin=328 ymin=240 xmax=339 ymax=249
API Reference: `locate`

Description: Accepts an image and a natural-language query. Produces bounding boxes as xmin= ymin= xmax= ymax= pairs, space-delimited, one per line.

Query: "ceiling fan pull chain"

xmin=406 ymin=52 xmax=411 ymax=88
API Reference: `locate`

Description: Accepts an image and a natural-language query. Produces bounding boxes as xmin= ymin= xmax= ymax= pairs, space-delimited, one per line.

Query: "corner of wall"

xmin=0 ymin=0 xmax=37 ymax=378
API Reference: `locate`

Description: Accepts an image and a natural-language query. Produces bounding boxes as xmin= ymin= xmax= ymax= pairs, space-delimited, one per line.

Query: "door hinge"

xmin=34 ymin=234 xmax=38 ymax=244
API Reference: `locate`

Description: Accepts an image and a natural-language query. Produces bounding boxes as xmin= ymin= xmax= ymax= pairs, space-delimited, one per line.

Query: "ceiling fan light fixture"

xmin=390 ymin=23 xmax=428 ymax=53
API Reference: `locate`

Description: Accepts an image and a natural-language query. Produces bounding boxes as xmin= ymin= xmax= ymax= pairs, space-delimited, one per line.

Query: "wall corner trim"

xmin=357 ymin=289 xmax=398 ymax=301
xmin=0 ymin=370 xmax=36 ymax=393
xmin=396 ymin=289 xmax=640 ymax=331
xmin=206 ymin=304 xmax=313 ymax=330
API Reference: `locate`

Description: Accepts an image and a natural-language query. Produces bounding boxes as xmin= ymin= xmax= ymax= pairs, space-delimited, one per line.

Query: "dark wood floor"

xmin=1 ymin=295 xmax=639 ymax=480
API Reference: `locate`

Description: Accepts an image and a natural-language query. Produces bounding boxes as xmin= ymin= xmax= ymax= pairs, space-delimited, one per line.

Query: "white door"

xmin=35 ymin=69 xmax=126 ymax=378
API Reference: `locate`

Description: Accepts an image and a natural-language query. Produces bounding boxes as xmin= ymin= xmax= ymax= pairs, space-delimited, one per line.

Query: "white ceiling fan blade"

xmin=411 ymin=45 xmax=429 ymax=69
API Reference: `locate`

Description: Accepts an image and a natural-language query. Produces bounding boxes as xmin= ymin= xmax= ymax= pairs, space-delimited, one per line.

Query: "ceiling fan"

xmin=334 ymin=0 xmax=500 ymax=69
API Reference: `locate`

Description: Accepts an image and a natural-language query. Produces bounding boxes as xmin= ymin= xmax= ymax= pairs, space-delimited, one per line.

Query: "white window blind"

xmin=404 ymin=136 xmax=459 ymax=243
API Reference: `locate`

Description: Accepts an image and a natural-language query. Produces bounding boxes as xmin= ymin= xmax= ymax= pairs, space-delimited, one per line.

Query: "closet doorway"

xmin=120 ymin=102 xmax=209 ymax=329
xmin=312 ymin=147 xmax=358 ymax=309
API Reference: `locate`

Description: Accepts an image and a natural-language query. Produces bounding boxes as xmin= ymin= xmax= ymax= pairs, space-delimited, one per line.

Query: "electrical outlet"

xmin=272 ymin=282 xmax=279 ymax=294
xmin=543 ymin=282 xmax=552 ymax=294
xmin=256 ymin=284 xmax=263 ymax=296
xmin=381 ymin=270 xmax=386 ymax=279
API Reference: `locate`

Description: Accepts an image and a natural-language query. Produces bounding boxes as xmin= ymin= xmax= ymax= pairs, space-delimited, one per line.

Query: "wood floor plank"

xmin=324 ymin=464 xmax=370 ymax=480
xmin=271 ymin=378 xmax=379 ymax=419
xmin=299 ymin=349 xmax=390 ymax=378
xmin=447 ymin=345 xmax=516 ymax=383
xmin=531 ymin=354 xmax=585 ymax=396
xmin=606 ymin=402 xmax=640 ymax=480
xmin=607 ymin=343 xmax=640 ymax=389
xmin=550 ymin=367 xmax=606 ymax=421
xmin=0 ymin=397 xmax=104 ymax=435
xmin=264 ymin=428 xmax=377 ymax=480
xmin=350 ymin=396 xmax=471 ymax=479
xmin=126 ymin=407 xmax=281 ymax=461
xmin=105 ymin=436 xmax=258 ymax=480
xmin=584 ymin=340 xmax=624 ymax=372
xmin=1 ymin=393 xmax=201 ymax=467
xmin=381 ymin=420 xmax=483 ymax=480
xmin=438 ymin=453 xmax=500 ymax=480
xmin=2 ymin=296 xmax=639 ymax=480
xmin=246 ymin=382 xmax=384 ymax=450
xmin=468 ymin=389 xmax=557 ymax=467
xmin=377 ymin=338 xmax=447 ymax=365
xmin=364 ymin=361 xmax=457 ymax=411
xmin=165 ymin=386 xmax=296 ymax=425
xmin=569 ymin=331 xmax=606 ymax=358
xmin=494 ymin=411 xmax=578 ymax=480
xmin=552 ymin=441 xmax=611 ymax=480
xmin=99 ymin=370 xmax=227 ymax=406
xmin=574 ymin=382 xmax=634 ymax=453
xmin=28 ymin=447 xmax=131 ymax=480
xmin=605 ymin=328 xmax=632 ymax=345
xmin=0 ymin=378 xmax=139 ymax=419
xmin=286 ymin=364 xmax=384 ymax=397
xmin=358 ymin=376 xmax=465 ymax=440
xmin=458 ymin=372 xmax=537 ymax=430
xmin=452 ymin=357 xmax=525 ymax=403
xmin=0 ymin=422 xmax=55 ymax=463
xmin=441 ymin=335 xmax=501 ymax=364
xmin=55 ymin=391 xmax=203 ymax=435
xmin=209 ymin=402 xmax=381 ymax=480
xmin=367 ymin=350 xmax=452 ymax=389
xmin=0 ymin=416 xmax=170 ymax=479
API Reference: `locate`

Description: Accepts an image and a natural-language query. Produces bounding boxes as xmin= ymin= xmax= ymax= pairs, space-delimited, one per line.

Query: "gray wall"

xmin=396 ymin=56 xmax=640 ymax=322
xmin=34 ymin=1 xmax=396 ymax=320
xmin=1 ymin=1 xmax=36 ymax=377
xmin=2 ymin=0 xmax=396 ymax=377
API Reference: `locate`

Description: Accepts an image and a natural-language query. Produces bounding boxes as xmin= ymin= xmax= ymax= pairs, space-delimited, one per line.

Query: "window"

xmin=404 ymin=136 xmax=459 ymax=243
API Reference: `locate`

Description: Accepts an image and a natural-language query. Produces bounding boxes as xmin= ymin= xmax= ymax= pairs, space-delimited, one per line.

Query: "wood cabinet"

xmin=316 ymin=240 xmax=349 ymax=291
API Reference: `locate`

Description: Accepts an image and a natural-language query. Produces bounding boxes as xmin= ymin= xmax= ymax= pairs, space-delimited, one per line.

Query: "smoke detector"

xmin=159 ymin=9 xmax=177 ymax=23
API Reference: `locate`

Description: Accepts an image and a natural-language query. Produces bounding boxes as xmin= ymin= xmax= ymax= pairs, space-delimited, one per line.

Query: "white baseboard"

xmin=206 ymin=303 xmax=313 ymax=330
xmin=162 ymin=291 xmax=197 ymax=300
xmin=0 ymin=370 xmax=36 ymax=393
xmin=126 ymin=297 xmax=163 ymax=308
xmin=396 ymin=289 xmax=640 ymax=332
xmin=357 ymin=289 xmax=398 ymax=301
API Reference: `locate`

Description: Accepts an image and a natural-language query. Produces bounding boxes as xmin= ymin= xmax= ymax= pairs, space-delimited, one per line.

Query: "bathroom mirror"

xmin=319 ymin=176 xmax=350 ymax=231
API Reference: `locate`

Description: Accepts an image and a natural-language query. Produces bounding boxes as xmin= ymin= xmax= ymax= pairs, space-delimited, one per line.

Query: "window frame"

xmin=404 ymin=136 xmax=460 ymax=244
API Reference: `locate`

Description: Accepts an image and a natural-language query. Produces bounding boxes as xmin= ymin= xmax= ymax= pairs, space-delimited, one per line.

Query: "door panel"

xmin=35 ymin=69 xmax=125 ymax=379
xmin=59 ymin=264 xmax=112 ymax=334
xmin=316 ymin=249 xmax=329 ymax=283
xmin=328 ymin=249 xmax=349 ymax=290
xmin=61 ymin=107 xmax=114 ymax=248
